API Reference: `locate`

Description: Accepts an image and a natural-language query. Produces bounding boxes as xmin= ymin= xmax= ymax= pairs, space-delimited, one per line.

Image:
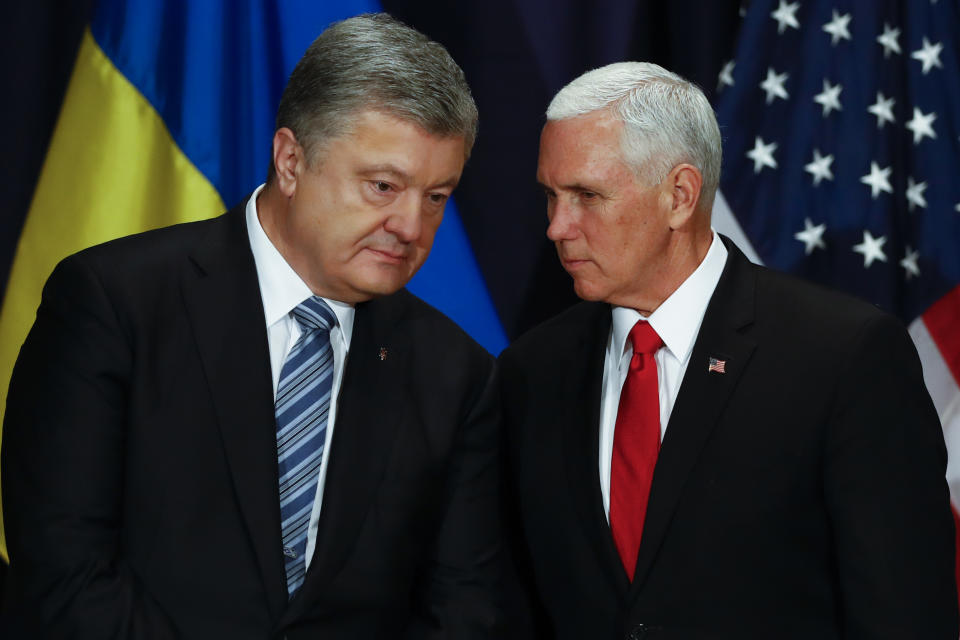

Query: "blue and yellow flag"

xmin=0 ymin=0 xmax=507 ymax=562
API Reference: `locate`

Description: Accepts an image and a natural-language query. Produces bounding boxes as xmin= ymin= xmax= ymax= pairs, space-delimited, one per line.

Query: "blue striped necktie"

xmin=275 ymin=296 xmax=336 ymax=598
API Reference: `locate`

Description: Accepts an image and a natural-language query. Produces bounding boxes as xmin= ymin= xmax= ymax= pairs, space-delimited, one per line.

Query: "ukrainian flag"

xmin=0 ymin=0 xmax=506 ymax=562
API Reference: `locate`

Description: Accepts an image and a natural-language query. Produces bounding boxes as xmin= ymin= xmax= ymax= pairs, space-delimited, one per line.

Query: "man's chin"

xmin=572 ymin=278 xmax=607 ymax=303
xmin=336 ymin=255 xmax=426 ymax=301
xmin=352 ymin=269 xmax=417 ymax=300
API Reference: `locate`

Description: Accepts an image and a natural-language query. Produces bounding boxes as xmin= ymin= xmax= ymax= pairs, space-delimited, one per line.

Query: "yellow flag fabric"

xmin=0 ymin=29 xmax=224 ymax=561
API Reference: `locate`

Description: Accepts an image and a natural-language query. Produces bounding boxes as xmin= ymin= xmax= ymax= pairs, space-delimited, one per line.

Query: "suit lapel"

xmin=180 ymin=204 xmax=288 ymax=621
xmin=561 ymin=304 xmax=632 ymax=593
xmin=630 ymin=241 xmax=758 ymax=594
xmin=285 ymin=293 xmax=409 ymax=616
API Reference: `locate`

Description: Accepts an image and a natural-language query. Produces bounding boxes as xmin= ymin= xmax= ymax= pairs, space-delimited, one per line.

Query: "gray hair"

xmin=546 ymin=61 xmax=721 ymax=209
xmin=270 ymin=13 xmax=477 ymax=178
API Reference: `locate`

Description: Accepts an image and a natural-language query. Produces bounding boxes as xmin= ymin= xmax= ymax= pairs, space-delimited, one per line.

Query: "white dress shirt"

xmin=598 ymin=232 xmax=728 ymax=521
xmin=245 ymin=183 xmax=355 ymax=569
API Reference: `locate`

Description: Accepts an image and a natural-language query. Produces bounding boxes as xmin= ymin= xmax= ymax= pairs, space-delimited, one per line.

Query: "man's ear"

xmin=272 ymin=127 xmax=303 ymax=197
xmin=666 ymin=163 xmax=703 ymax=230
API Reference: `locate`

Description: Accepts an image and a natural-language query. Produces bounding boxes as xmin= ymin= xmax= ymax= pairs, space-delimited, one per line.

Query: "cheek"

xmin=582 ymin=220 xmax=625 ymax=256
xmin=333 ymin=206 xmax=389 ymax=247
xmin=422 ymin=215 xmax=443 ymax=241
xmin=408 ymin=241 xmax=433 ymax=269
xmin=410 ymin=212 xmax=443 ymax=250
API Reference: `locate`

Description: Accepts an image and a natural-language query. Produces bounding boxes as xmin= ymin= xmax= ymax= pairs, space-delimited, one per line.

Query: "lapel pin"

xmin=379 ymin=347 xmax=388 ymax=361
xmin=708 ymin=357 xmax=727 ymax=374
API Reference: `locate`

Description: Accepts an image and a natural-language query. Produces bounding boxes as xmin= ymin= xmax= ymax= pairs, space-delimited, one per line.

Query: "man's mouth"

xmin=366 ymin=247 xmax=407 ymax=264
xmin=561 ymin=257 xmax=589 ymax=270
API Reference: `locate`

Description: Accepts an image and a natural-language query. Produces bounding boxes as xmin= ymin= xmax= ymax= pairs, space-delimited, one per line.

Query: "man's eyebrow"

xmin=358 ymin=164 xmax=412 ymax=182
xmin=538 ymin=181 xmax=597 ymax=192
xmin=359 ymin=164 xmax=460 ymax=189
xmin=432 ymin=175 xmax=461 ymax=189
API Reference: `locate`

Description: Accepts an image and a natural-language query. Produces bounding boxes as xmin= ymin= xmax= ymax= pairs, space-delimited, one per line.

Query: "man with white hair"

xmin=499 ymin=62 xmax=957 ymax=639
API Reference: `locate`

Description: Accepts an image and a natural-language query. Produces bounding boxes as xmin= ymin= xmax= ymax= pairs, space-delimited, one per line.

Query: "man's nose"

xmin=383 ymin=193 xmax=423 ymax=243
xmin=546 ymin=199 xmax=577 ymax=242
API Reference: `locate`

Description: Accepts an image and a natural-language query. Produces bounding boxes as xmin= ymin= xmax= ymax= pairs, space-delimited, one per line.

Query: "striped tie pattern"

xmin=275 ymin=296 xmax=336 ymax=597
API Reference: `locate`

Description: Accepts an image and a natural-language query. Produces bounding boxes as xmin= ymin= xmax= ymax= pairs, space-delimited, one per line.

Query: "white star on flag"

xmin=760 ymin=67 xmax=789 ymax=104
xmin=747 ymin=136 xmax=778 ymax=173
xmin=718 ymin=60 xmax=735 ymax=90
xmin=867 ymin=92 xmax=896 ymax=128
xmin=795 ymin=218 xmax=827 ymax=255
xmin=912 ymin=37 xmax=944 ymax=74
xmin=900 ymin=246 xmax=921 ymax=279
xmin=771 ymin=0 xmax=801 ymax=34
xmin=906 ymin=107 xmax=937 ymax=144
xmin=860 ymin=162 xmax=893 ymax=198
xmin=823 ymin=10 xmax=852 ymax=45
xmin=906 ymin=177 xmax=928 ymax=211
xmin=814 ymin=79 xmax=843 ymax=117
xmin=804 ymin=148 xmax=834 ymax=185
xmin=853 ymin=230 xmax=888 ymax=267
xmin=876 ymin=23 xmax=902 ymax=57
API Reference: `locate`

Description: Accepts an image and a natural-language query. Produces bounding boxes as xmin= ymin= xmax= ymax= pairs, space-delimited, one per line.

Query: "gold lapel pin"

xmin=379 ymin=347 xmax=388 ymax=361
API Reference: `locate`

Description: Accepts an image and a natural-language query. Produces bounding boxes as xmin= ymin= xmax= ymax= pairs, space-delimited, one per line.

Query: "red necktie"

xmin=610 ymin=320 xmax=663 ymax=581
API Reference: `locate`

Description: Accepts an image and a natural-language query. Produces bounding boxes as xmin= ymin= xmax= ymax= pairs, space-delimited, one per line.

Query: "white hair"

xmin=546 ymin=61 xmax=721 ymax=208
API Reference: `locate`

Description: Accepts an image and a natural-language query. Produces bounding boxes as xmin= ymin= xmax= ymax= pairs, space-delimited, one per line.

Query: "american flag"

xmin=708 ymin=357 xmax=727 ymax=374
xmin=711 ymin=0 xmax=960 ymax=590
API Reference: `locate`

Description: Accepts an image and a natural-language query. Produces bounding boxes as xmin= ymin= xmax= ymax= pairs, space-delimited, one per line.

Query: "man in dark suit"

xmin=500 ymin=61 xmax=958 ymax=639
xmin=2 ymin=14 xmax=500 ymax=639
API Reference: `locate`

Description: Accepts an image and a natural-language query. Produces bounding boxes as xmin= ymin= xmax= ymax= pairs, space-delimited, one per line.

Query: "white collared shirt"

xmin=598 ymin=232 xmax=728 ymax=521
xmin=245 ymin=183 xmax=356 ymax=569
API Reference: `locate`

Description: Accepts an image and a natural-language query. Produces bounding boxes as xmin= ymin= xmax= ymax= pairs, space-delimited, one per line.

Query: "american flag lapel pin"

xmin=708 ymin=357 xmax=726 ymax=374
xmin=379 ymin=347 xmax=388 ymax=361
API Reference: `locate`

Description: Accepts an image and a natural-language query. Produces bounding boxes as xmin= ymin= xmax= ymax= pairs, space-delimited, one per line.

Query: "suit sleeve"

xmin=824 ymin=313 xmax=959 ymax=638
xmin=404 ymin=358 xmax=503 ymax=639
xmin=2 ymin=255 xmax=179 ymax=639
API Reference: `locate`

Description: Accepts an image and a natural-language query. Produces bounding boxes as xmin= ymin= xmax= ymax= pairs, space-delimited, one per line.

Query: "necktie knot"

xmin=628 ymin=321 xmax=662 ymax=357
xmin=292 ymin=296 xmax=336 ymax=333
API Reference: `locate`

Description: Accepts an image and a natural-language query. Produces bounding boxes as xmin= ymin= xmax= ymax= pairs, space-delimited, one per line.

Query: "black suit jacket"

xmin=500 ymin=239 xmax=957 ymax=640
xmin=2 ymin=200 xmax=501 ymax=639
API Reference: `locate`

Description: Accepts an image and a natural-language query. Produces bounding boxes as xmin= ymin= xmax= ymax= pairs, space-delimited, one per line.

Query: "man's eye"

xmin=373 ymin=181 xmax=392 ymax=193
xmin=580 ymin=191 xmax=597 ymax=200
xmin=428 ymin=193 xmax=448 ymax=205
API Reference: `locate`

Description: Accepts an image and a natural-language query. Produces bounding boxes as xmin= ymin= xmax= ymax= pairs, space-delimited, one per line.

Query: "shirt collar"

xmin=245 ymin=184 xmax=355 ymax=344
xmin=611 ymin=231 xmax=727 ymax=365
